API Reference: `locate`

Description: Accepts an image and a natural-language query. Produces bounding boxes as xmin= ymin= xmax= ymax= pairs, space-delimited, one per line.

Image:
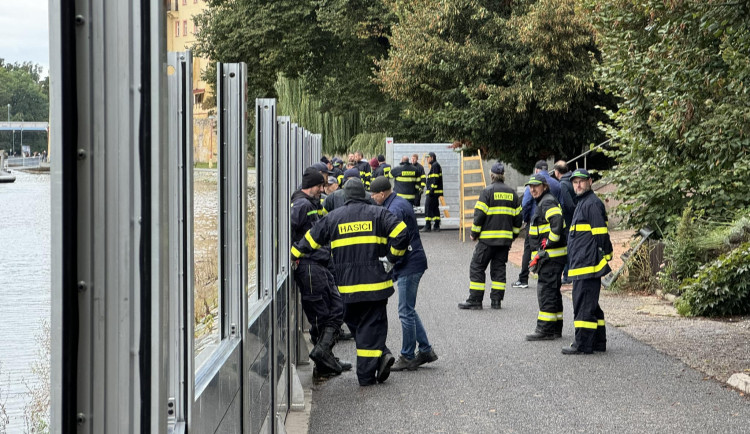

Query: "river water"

xmin=0 ymin=171 xmax=50 ymax=431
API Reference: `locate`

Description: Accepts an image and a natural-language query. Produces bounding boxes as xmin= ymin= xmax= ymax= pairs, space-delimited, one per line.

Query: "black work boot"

xmin=561 ymin=343 xmax=593 ymax=355
xmin=309 ymin=326 xmax=343 ymax=374
xmin=433 ymin=221 xmax=441 ymax=232
xmin=335 ymin=357 xmax=352 ymax=371
xmin=525 ymin=331 xmax=556 ymax=341
xmin=376 ymin=353 xmax=395 ymax=383
xmin=420 ymin=221 xmax=432 ymax=232
xmin=491 ymin=299 xmax=502 ymax=309
xmin=458 ymin=299 xmax=482 ymax=310
xmin=391 ymin=355 xmax=418 ymax=371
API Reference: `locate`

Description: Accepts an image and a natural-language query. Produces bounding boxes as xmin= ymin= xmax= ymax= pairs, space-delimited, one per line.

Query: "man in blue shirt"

xmin=514 ymin=160 xmax=564 ymax=288
xmin=370 ymin=176 xmax=438 ymax=371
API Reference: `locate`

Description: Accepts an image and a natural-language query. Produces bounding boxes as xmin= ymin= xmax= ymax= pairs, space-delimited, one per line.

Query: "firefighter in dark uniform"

xmin=523 ymin=173 xmax=568 ymax=341
xmin=290 ymin=168 xmax=348 ymax=376
xmin=292 ymin=178 xmax=410 ymax=386
xmin=459 ymin=163 xmax=522 ymax=309
xmin=390 ymin=156 xmax=421 ymax=204
xmin=422 ymin=152 xmax=443 ymax=232
xmin=354 ymin=151 xmax=372 ymax=191
xmin=563 ymin=168 xmax=613 ymax=355
xmin=332 ymin=158 xmax=345 ymax=187
xmin=372 ymin=154 xmax=391 ymax=179
xmin=411 ymin=154 xmax=426 ymax=206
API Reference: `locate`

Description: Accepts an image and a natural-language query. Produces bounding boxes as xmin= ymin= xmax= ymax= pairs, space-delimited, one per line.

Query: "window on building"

xmin=194 ymin=0 xmax=198 ymax=3
xmin=182 ymin=0 xmax=187 ymax=5
xmin=175 ymin=21 xmax=180 ymax=37
xmin=193 ymin=21 xmax=198 ymax=34
xmin=183 ymin=20 xmax=188 ymax=36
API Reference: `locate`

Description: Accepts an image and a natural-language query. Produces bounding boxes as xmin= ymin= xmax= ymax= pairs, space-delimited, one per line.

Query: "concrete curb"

xmin=727 ymin=373 xmax=750 ymax=394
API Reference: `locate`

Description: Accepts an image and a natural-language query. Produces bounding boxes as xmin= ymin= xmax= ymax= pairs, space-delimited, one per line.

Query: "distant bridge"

xmin=0 ymin=121 xmax=49 ymax=131
xmin=5 ymin=155 xmax=46 ymax=170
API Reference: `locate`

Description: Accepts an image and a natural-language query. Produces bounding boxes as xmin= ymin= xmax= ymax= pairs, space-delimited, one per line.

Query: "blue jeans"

xmin=397 ymin=271 xmax=432 ymax=359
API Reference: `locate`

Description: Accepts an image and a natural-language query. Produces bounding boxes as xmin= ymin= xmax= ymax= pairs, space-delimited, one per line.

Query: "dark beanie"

xmin=343 ymin=178 xmax=366 ymax=199
xmin=377 ymin=154 xmax=386 ymax=162
xmin=429 ymin=152 xmax=437 ymax=160
xmin=301 ymin=168 xmax=325 ymax=189
xmin=370 ymin=176 xmax=392 ymax=193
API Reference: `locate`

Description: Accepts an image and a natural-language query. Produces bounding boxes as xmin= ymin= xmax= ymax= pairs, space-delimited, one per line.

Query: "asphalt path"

xmin=309 ymin=231 xmax=749 ymax=433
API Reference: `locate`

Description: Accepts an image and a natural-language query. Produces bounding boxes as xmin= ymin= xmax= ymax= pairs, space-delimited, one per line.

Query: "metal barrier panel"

xmin=50 ymin=0 xmax=169 ymax=432
xmin=192 ymin=62 xmax=245 ymax=434
xmin=166 ymin=50 xmax=194 ymax=432
xmin=275 ymin=116 xmax=292 ymax=420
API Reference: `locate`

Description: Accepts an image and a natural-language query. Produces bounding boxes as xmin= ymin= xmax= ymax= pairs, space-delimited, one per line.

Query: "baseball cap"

xmin=535 ymin=160 xmax=548 ymax=171
xmin=370 ymin=176 xmax=392 ymax=193
xmin=344 ymin=168 xmax=360 ymax=179
xmin=312 ymin=162 xmax=332 ymax=174
xmin=570 ymin=168 xmax=591 ymax=179
xmin=491 ymin=162 xmax=505 ymax=174
xmin=525 ymin=173 xmax=547 ymax=186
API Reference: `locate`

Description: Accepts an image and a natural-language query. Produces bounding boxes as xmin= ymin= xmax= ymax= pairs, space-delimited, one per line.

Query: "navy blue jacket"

xmin=567 ymin=190 xmax=613 ymax=280
xmin=382 ymin=192 xmax=428 ymax=279
xmin=290 ymin=189 xmax=331 ymax=265
xmin=558 ymin=172 xmax=576 ymax=226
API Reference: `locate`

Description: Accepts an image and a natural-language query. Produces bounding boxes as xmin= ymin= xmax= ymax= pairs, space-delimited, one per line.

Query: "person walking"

xmin=290 ymin=168 xmax=349 ymax=377
xmin=562 ymin=168 xmax=613 ymax=355
xmin=514 ymin=160 xmax=563 ymax=288
xmin=292 ymin=178 xmax=410 ymax=386
xmin=354 ymin=151 xmax=372 ymax=191
xmin=370 ymin=177 xmax=438 ymax=371
xmin=523 ymin=174 xmax=567 ymax=341
xmin=422 ymin=152 xmax=443 ymax=232
xmin=459 ymin=163 xmax=522 ymax=310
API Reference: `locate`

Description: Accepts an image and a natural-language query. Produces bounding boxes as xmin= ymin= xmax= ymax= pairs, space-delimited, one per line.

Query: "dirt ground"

xmin=508 ymin=229 xmax=750 ymax=389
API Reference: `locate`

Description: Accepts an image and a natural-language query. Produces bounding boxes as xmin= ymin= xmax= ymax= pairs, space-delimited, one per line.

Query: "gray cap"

xmin=343 ymin=177 xmax=366 ymax=199
xmin=370 ymin=176 xmax=392 ymax=193
xmin=327 ymin=176 xmax=337 ymax=185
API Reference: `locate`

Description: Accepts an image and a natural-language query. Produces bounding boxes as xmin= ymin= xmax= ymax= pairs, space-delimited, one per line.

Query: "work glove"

xmin=529 ymin=250 xmax=549 ymax=274
xmin=379 ymin=257 xmax=394 ymax=273
xmin=291 ymin=259 xmax=300 ymax=271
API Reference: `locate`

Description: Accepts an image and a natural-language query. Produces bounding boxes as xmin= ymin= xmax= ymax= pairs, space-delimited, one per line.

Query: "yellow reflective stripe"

xmin=547 ymin=247 xmax=567 ymax=257
xmin=570 ymin=223 xmax=591 ymax=232
xmin=491 ymin=281 xmax=506 ymax=290
xmin=319 ymin=209 xmax=328 ymax=216
xmin=433 ymin=189 xmax=443 ymax=193
xmin=486 ymin=206 xmax=516 ymax=215
xmin=515 ymin=206 xmax=522 ymax=215
xmin=428 ymin=173 xmax=441 ymax=178
xmin=532 ymin=250 xmax=538 ymax=257
xmin=338 ymin=280 xmax=393 ymax=294
xmin=306 ymin=210 xmax=318 ymax=216
xmin=556 ymin=312 xmax=564 ymax=320
xmin=591 ymin=227 xmax=609 ymax=235
xmin=479 ymin=230 xmax=514 ymax=239
xmin=597 ymin=319 xmax=605 ymax=326
xmin=389 ymin=221 xmax=407 ymax=238
xmin=396 ymin=176 xmax=417 ymax=182
xmin=291 ymin=246 xmax=303 ymax=258
xmin=471 ymin=225 xmax=482 ymax=232
xmin=538 ymin=311 xmax=557 ymax=322
xmin=305 ymin=231 xmax=321 ymax=249
xmin=603 ymin=253 xmax=613 ymax=261
xmin=470 ymin=281 xmax=485 ymax=290
xmin=545 ymin=206 xmax=562 ymax=219
xmin=357 ymin=349 xmax=383 ymax=358
xmin=529 ymin=227 xmax=538 ymax=236
xmin=331 ymin=236 xmax=387 ymax=249
xmin=529 ymin=224 xmax=550 ymax=235
xmin=397 ymin=193 xmax=415 ymax=199
xmin=390 ymin=246 xmax=406 ymax=256
xmin=548 ymin=231 xmax=560 ymax=242
xmin=568 ymin=258 xmax=608 ymax=277
xmin=574 ymin=320 xmax=598 ymax=330
xmin=475 ymin=201 xmax=489 ymax=213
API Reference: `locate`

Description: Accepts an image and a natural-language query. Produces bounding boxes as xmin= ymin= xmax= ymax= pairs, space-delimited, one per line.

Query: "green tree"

xmin=0 ymin=60 xmax=49 ymax=154
xmin=590 ymin=0 xmax=750 ymax=231
xmin=376 ymin=0 xmax=613 ymax=172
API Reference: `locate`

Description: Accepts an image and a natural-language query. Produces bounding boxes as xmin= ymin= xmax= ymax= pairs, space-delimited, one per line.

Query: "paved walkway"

xmin=303 ymin=231 xmax=749 ymax=433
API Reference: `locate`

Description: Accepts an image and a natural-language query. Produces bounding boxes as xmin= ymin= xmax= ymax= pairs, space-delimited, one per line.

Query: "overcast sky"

xmin=0 ymin=0 xmax=49 ymax=73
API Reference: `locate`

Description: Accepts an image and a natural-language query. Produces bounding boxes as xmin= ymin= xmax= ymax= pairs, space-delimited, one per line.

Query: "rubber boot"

xmin=309 ymin=326 xmax=342 ymax=375
xmin=420 ymin=221 xmax=432 ymax=232
xmin=433 ymin=220 xmax=441 ymax=232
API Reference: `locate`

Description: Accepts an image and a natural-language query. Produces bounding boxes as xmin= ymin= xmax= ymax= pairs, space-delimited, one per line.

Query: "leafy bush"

xmin=675 ymin=242 xmax=750 ymax=317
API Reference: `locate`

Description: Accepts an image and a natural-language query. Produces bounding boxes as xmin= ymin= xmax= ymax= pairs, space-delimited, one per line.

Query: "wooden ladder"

xmin=459 ymin=150 xmax=486 ymax=242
